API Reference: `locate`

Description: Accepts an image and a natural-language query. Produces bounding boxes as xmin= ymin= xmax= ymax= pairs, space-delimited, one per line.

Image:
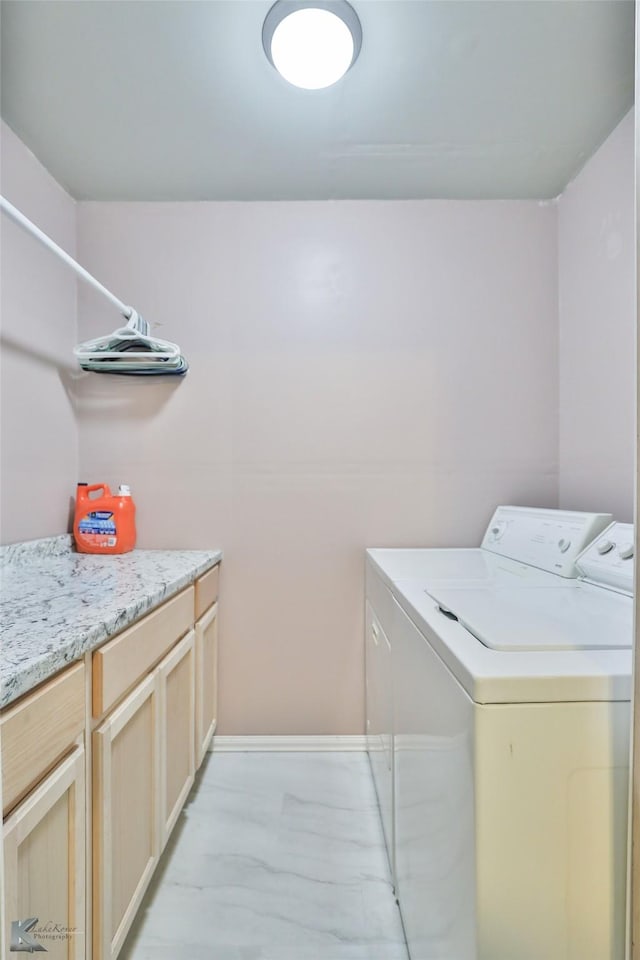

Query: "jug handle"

xmin=84 ymin=484 xmax=111 ymax=499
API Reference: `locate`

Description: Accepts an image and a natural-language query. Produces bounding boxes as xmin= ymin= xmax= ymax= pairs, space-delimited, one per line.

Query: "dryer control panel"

xmin=576 ymin=522 xmax=635 ymax=595
xmin=480 ymin=506 xmax=613 ymax=578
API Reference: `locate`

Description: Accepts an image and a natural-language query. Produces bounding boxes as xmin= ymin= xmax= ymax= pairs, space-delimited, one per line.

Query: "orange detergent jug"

xmin=73 ymin=482 xmax=137 ymax=555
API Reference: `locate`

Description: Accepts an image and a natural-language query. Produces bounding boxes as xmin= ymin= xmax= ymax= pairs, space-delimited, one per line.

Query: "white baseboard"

xmin=210 ymin=735 xmax=368 ymax=753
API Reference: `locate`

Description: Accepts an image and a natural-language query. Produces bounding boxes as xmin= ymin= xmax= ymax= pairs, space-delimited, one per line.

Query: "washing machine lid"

xmin=427 ymin=584 xmax=633 ymax=652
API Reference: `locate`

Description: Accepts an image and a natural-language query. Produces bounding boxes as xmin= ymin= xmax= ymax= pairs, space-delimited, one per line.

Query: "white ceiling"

xmin=0 ymin=0 xmax=635 ymax=201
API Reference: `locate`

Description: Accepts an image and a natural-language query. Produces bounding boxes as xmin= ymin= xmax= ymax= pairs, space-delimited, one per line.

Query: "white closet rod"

xmin=0 ymin=194 xmax=134 ymax=320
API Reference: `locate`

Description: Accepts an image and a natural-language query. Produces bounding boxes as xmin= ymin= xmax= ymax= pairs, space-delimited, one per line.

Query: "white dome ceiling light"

xmin=262 ymin=1 xmax=362 ymax=90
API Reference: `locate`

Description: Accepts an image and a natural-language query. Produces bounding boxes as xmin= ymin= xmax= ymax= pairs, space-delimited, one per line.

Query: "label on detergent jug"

xmin=78 ymin=511 xmax=117 ymax=547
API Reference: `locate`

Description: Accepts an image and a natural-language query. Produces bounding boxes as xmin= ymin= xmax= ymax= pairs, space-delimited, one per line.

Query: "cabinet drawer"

xmin=92 ymin=586 xmax=194 ymax=719
xmin=195 ymin=564 xmax=219 ymax=619
xmin=1 ymin=662 xmax=85 ymax=816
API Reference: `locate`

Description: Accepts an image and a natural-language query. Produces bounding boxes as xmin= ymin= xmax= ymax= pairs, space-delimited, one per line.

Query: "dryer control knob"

xmin=558 ymin=538 xmax=571 ymax=553
xmin=597 ymin=540 xmax=615 ymax=555
xmin=618 ymin=544 xmax=634 ymax=560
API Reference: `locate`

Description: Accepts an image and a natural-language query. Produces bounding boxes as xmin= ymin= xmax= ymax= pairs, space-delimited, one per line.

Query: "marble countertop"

xmin=0 ymin=535 xmax=222 ymax=709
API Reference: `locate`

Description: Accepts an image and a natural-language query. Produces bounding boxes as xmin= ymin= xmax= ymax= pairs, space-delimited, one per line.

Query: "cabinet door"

xmin=93 ymin=673 xmax=160 ymax=960
xmin=3 ymin=745 xmax=85 ymax=960
xmin=195 ymin=603 xmax=218 ymax=767
xmin=158 ymin=630 xmax=195 ymax=847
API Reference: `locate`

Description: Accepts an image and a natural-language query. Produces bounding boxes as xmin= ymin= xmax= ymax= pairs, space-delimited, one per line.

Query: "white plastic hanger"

xmin=73 ymin=310 xmax=182 ymax=363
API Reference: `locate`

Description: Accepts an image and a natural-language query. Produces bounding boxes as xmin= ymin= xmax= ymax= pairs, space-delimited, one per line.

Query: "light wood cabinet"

xmin=3 ymin=745 xmax=85 ymax=960
xmin=92 ymin=673 xmax=160 ymax=960
xmin=158 ymin=629 xmax=195 ymax=847
xmin=195 ymin=602 xmax=218 ymax=767
xmin=2 ymin=561 xmax=221 ymax=960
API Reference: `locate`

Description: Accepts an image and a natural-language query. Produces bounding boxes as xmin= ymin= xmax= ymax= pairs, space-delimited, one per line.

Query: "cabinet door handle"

xmin=371 ymin=622 xmax=380 ymax=644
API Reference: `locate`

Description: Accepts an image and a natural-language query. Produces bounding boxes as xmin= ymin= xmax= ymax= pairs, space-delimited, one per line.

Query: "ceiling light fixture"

xmin=262 ymin=0 xmax=362 ymax=90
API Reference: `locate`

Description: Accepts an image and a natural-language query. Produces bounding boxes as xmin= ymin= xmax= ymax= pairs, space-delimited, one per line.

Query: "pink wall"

xmin=0 ymin=111 xmax=632 ymax=733
xmin=558 ymin=110 xmax=635 ymax=521
xmin=0 ymin=121 xmax=78 ymax=543
xmin=4 ymin=109 xmax=632 ymax=732
xmin=76 ymin=200 xmax=558 ymax=734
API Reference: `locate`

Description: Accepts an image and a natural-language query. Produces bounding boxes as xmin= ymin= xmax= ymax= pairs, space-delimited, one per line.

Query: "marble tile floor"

xmin=121 ymin=752 xmax=409 ymax=960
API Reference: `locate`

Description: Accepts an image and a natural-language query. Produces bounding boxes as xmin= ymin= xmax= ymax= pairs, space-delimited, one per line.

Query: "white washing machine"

xmin=365 ymin=506 xmax=611 ymax=887
xmin=365 ymin=510 xmax=632 ymax=960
